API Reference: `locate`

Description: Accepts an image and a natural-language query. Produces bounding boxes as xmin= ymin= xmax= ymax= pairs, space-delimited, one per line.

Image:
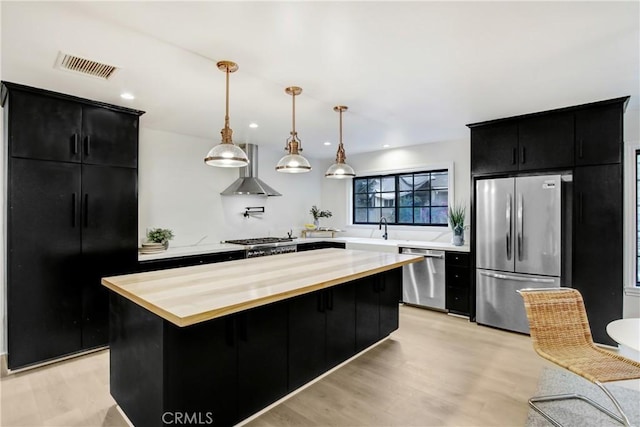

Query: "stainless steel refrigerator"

xmin=475 ymin=174 xmax=571 ymax=334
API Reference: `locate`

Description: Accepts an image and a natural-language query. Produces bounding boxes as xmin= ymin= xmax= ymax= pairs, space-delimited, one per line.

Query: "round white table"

xmin=606 ymin=318 xmax=640 ymax=361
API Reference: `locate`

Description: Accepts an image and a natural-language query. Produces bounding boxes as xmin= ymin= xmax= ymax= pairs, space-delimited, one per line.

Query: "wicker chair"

xmin=518 ymin=288 xmax=640 ymax=427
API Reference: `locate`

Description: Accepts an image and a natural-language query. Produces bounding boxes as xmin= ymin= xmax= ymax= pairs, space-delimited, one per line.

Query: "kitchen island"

xmin=103 ymin=248 xmax=421 ymax=426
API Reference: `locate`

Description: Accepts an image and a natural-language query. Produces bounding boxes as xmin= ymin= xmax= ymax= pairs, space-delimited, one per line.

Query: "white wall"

xmin=138 ymin=128 xmax=325 ymax=246
xmin=320 ymin=138 xmax=471 ymax=242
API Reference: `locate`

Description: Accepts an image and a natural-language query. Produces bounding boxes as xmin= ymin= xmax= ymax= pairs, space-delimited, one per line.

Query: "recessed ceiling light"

xmin=383 ymin=144 xmax=390 ymax=148
xmin=249 ymin=123 xmax=259 ymax=128
xmin=120 ymin=92 xmax=135 ymax=100
xmin=324 ymin=141 xmax=331 ymax=146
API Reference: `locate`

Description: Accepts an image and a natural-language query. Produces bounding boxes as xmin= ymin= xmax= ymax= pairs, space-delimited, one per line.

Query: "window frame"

xmin=351 ymin=166 xmax=453 ymax=227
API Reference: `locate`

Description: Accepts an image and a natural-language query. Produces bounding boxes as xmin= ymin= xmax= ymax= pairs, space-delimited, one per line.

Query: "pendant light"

xmin=325 ymin=105 xmax=356 ymax=179
xmin=275 ymin=86 xmax=312 ymax=173
xmin=204 ymin=60 xmax=249 ymax=168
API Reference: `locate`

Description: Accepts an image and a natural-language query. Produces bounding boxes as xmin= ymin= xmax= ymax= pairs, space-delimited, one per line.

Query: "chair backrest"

xmin=518 ymin=288 xmax=594 ymax=353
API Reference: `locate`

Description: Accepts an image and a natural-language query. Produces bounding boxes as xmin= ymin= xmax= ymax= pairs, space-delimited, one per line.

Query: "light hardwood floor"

xmin=1 ymin=306 xmax=550 ymax=426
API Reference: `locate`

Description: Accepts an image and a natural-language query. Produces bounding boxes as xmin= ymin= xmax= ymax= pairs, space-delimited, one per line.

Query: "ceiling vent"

xmin=55 ymin=52 xmax=118 ymax=80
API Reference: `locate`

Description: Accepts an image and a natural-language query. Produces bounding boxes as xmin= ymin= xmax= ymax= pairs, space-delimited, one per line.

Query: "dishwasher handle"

xmin=400 ymin=248 xmax=445 ymax=259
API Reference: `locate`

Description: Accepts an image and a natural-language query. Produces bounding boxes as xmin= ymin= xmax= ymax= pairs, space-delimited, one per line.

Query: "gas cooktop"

xmin=224 ymin=237 xmax=295 ymax=246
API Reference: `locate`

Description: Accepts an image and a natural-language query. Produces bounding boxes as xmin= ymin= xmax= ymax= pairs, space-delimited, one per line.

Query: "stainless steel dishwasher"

xmin=400 ymin=247 xmax=446 ymax=311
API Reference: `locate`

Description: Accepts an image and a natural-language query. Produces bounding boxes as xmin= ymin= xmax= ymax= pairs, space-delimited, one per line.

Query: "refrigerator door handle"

xmin=506 ymin=194 xmax=512 ymax=260
xmin=478 ymin=271 xmax=556 ymax=284
xmin=516 ymin=193 xmax=523 ymax=261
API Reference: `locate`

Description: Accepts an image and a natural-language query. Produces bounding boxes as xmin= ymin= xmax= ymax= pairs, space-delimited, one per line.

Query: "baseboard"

xmin=3 ymin=346 xmax=107 ymax=376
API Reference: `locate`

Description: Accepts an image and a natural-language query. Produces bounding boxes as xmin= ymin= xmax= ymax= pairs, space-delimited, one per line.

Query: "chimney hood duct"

xmin=220 ymin=144 xmax=282 ymax=196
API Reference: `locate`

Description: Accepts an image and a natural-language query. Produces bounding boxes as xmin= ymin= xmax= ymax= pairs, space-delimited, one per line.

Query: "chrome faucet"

xmin=379 ymin=217 xmax=388 ymax=240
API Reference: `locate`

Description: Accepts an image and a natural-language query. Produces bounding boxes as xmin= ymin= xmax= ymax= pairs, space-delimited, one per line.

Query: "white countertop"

xmin=138 ymin=237 xmax=470 ymax=262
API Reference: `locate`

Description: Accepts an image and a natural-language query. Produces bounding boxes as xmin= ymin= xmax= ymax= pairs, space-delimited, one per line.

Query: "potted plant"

xmin=310 ymin=205 xmax=332 ymax=228
xmin=146 ymin=228 xmax=175 ymax=249
xmin=448 ymin=203 xmax=466 ymax=246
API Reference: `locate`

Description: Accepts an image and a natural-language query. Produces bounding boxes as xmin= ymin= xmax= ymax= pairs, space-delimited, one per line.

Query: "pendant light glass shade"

xmin=204 ymin=60 xmax=249 ymax=168
xmin=276 ymin=86 xmax=311 ymax=173
xmin=325 ymin=105 xmax=355 ymax=179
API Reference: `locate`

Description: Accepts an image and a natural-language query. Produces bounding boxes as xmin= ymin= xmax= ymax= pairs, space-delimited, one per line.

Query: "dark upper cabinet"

xmin=470 ymin=113 xmax=574 ymax=174
xmin=8 ymin=159 xmax=83 ymax=368
xmin=9 ymin=90 xmax=82 ymax=163
xmin=518 ymin=113 xmax=574 ymax=171
xmin=575 ymin=103 xmax=623 ymax=166
xmin=573 ymin=165 xmax=623 ymax=346
xmin=4 ymin=82 xmax=141 ymax=168
xmin=82 ymin=105 xmax=139 ymax=168
xmin=470 ymin=122 xmax=519 ymax=174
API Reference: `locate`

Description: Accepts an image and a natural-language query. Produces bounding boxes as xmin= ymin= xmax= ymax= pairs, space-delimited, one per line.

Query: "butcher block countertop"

xmin=103 ymin=248 xmax=422 ymax=327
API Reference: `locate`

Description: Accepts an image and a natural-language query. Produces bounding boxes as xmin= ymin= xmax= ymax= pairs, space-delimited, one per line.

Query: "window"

xmin=637 ymin=149 xmax=639 ymax=286
xmin=353 ymin=170 xmax=449 ymax=226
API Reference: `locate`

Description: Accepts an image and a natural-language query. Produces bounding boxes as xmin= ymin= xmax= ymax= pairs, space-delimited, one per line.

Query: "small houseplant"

xmin=146 ymin=228 xmax=174 ymax=249
xmin=448 ymin=203 xmax=466 ymax=246
xmin=310 ymin=205 xmax=332 ymax=228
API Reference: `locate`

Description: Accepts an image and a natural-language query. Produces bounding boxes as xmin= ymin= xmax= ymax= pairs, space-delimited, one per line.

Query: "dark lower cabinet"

xmin=573 ymin=164 xmax=623 ymax=346
xmin=237 ymin=304 xmax=288 ymax=421
xmin=445 ymin=251 xmax=471 ymax=316
xmin=296 ymin=241 xmax=346 ymax=251
xmin=111 ymin=295 xmax=288 ymax=427
xmin=110 ymin=269 xmax=401 ymax=427
xmin=356 ymin=269 xmax=401 ymax=352
xmin=137 ymin=251 xmax=246 ymax=272
xmin=289 ymin=282 xmax=356 ymax=390
xmin=325 ymin=284 xmax=357 ymax=368
xmin=289 ymin=292 xmax=328 ymax=390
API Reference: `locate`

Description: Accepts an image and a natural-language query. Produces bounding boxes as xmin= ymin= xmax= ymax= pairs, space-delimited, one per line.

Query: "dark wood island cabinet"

xmin=2 ymin=82 xmax=144 ymax=369
xmin=103 ymin=249 xmax=420 ymax=427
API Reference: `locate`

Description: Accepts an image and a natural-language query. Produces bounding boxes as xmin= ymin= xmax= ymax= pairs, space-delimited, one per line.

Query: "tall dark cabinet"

xmin=2 ymin=82 xmax=144 ymax=369
xmin=468 ymin=97 xmax=628 ymax=346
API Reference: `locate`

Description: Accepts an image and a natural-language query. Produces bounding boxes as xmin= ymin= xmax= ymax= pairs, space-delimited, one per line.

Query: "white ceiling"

xmin=2 ymin=1 xmax=638 ymax=159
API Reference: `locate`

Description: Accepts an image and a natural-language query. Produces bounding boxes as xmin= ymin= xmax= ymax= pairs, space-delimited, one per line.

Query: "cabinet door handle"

xmin=84 ymin=136 xmax=91 ymax=156
xmin=72 ymin=134 xmax=79 ymax=155
xmin=317 ymin=292 xmax=325 ymax=313
xmin=83 ymin=194 xmax=89 ymax=228
xmin=578 ymin=193 xmax=584 ymax=224
xmin=578 ymin=139 xmax=584 ymax=159
xmin=327 ymin=290 xmax=334 ymax=311
xmin=521 ymin=147 xmax=526 ymax=164
xmin=71 ymin=193 xmax=77 ymax=227
xmin=512 ymin=148 xmax=517 ymax=165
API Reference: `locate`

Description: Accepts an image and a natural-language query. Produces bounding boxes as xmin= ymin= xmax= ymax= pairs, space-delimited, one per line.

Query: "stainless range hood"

xmin=220 ymin=144 xmax=282 ymax=196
